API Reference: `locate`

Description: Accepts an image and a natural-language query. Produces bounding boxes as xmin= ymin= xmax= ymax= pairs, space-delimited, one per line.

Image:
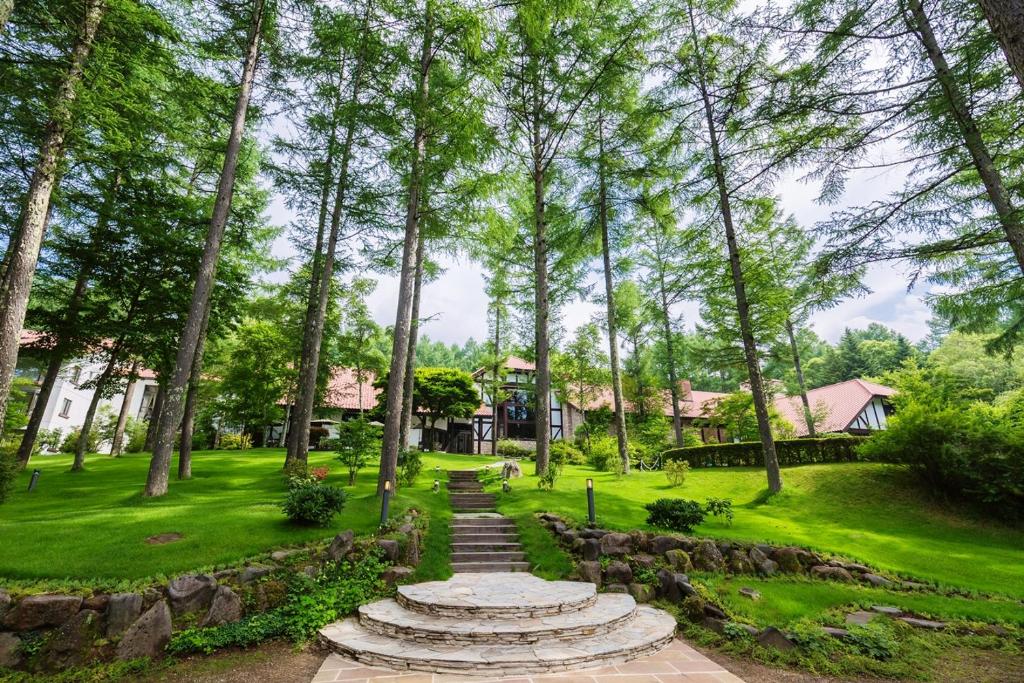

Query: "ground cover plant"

xmin=0 ymin=449 xmax=498 ymax=582
xmin=493 ymin=461 xmax=1024 ymax=598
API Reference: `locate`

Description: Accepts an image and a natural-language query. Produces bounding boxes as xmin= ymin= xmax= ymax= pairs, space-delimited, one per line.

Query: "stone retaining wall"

xmin=0 ymin=517 xmax=424 ymax=674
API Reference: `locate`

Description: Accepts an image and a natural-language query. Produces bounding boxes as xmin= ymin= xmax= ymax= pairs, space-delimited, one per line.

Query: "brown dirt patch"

xmin=130 ymin=641 xmax=325 ymax=682
xmin=146 ymin=533 xmax=184 ymax=545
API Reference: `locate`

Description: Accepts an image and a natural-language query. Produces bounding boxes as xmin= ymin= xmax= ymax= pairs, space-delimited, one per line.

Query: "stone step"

xmin=445 ymin=483 xmax=483 ymax=491
xmin=449 ymin=493 xmax=496 ymax=501
xmin=451 ymin=542 xmax=522 ymax=552
xmin=451 ymin=551 xmax=526 ymax=563
xmin=395 ymin=573 xmax=597 ymax=618
xmin=320 ymin=605 xmax=676 ymax=675
xmin=451 ymin=521 xmax=515 ymax=531
xmin=451 ymin=533 xmax=519 ymax=544
xmin=452 ymin=561 xmax=532 ymax=573
xmin=357 ymin=594 xmax=638 ymax=645
xmin=452 ymin=505 xmax=496 ymax=512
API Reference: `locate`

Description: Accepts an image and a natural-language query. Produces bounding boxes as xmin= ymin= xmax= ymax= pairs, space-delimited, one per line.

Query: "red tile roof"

xmin=773 ymin=379 xmax=896 ymax=436
xmin=323 ymin=367 xmax=381 ymax=411
xmin=584 ymin=383 xmax=728 ymax=419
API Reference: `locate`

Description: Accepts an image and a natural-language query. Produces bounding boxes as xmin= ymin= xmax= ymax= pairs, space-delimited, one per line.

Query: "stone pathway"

xmin=448 ymin=470 xmax=528 ymax=573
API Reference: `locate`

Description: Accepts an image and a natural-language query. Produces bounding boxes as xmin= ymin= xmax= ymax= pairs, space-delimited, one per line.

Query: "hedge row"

xmin=663 ymin=436 xmax=869 ymax=468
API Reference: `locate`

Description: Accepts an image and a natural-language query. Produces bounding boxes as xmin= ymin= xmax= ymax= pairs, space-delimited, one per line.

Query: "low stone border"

xmin=0 ymin=515 xmax=425 ymax=674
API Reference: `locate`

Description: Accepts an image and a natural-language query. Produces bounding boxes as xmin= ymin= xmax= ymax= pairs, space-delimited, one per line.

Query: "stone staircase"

xmin=447 ymin=469 xmax=496 ymax=511
xmin=318 ymin=573 xmax=677 ymax=676
xmin=447 ymin=469 xmax=529 ymax=573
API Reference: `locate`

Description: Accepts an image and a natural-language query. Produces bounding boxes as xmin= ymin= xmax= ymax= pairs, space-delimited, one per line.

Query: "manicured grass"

xmin=0 ymin=449 xmax=501 ymax=583
xmin=511 ymin=512 xmax=574 ymax=580
xmin=493 ymin=462 xmax=1024 ymax=598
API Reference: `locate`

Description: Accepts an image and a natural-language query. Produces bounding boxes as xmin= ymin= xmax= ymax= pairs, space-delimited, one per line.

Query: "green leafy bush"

xmin=537 ymin=461 xmax=562 ymax=490
xmin=282 ymin=476 xmax=346 ymax=526
xmin=588 ymin=436 xmax=618 ymax=471
xmin=664 ymin=460 xmax=690 ymax=487
xmin=331 ymin=418 xmax=381 ymax=485
xmin=663 ymin=436 xmax=866 ymax=468
xmin=845 ymin=623 xmax=897 ymax=660
xmin=218 ymin=432 xmax=252 ymax=450
xmin=704 ymin=497 xmax=733 ymax=525
xmin=0 ymin=449 xmax=17 ymax=504
xmin=549 ymin=440 xmax=585 ymax=465
xmin=167 ymin=609 xmax=287 ymax=655
xmin=644 ymin=498 xmax=706 ymax=531
xmin=496 ymin=439 xmax=532 ymax=459
xmin=398 ymin=448 xmax=422 ymax=487
xmin=59 ymin=427 xmax=98 ymax=454
xmin=124 ymin=419 xmax=147 ymax=453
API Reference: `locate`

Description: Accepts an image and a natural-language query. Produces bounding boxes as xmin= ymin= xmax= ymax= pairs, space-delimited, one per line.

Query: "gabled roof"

xmin=774 ymin=378 xmax=896 ymax=436
xmin=585 ymin=383 xmax=728 ymax=419
xmin=472 ymin=355 xmax=536 ymax=377
xmin=323 ymin=367 xmax=381 ymax=411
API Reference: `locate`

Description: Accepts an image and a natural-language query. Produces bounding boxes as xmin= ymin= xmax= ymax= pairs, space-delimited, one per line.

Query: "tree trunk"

xmin=0 ymin=0 xmax=13 ymax=32
xmin=286 ymin=7 xmax=370 ymax=470
xmin=977 ymin=0 xmax=1024 ymax=92
xmin=531 ymin=69 xmax=551 ymax=477
xmin=145 ymin=0 xmax=265 ymax=497
xmin=178 ymin=305 xmax=210 ymax=479
xmin=905 ymin=0 xmax=1024 ymax=276
xmin=491 ymin=305 xmax=501 ymax=456
xmin=110 ymin=362 xmax=138 ymax=457
xmin=144 ymin=383 xmax=164 ymax=451
xmin=0 ymin=0 xmax=105 ymax=434
xmin=596 ymin=111 xmax=629 ymax=475
xmin=378 ymin=1 xmax=432 ymax=496
xmin=658 ymin=270 xmax=684 ymax=446
xmin=16 ymin=352 xmax=63 ymax=466
xmin=786 ymin=318 xmax=817 ymax=437
xmin=72 ymin=346 xmax=121 ymax=471
xmin=399 ymin=230 xmax=426 ymax=450
xmin=687 ymin=4 xmax=782 ymax=493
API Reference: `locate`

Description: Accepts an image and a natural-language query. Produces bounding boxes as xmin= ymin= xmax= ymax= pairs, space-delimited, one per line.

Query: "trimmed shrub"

xmin=644 ymin=498 xmax=706 ymax=531
xmin=588 ymin=436 xmax=618 ymax=471
xmin=219 ymin=432 xmax=252 ymax=450
xmin=282 ymin=476 xmax=347 ymax=526
xmin=663 ymin=436 xmax=867 ymax=468
xmin=59 ymin=427 xmax=99 ymax=454
xmin=496 ymin=439 xmax=532 ymax=459
xmin=549 ymin=440 xmax=585 ymax=465
xmin=664 ymin=460 xmax=690 ymax=487
xmin=398 ymin=448 xmax=422 ymax=487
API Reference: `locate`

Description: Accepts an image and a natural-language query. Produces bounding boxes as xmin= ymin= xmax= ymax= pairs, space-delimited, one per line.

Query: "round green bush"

xmin=282 ymin=478 xmax=347 ymax=526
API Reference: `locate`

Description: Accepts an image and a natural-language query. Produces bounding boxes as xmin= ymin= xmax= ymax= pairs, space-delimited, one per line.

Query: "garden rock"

xmin=772 ymin=546 xmax=810 ymax=573
xmin=0 ymin=632 xmax=21 ymax=668
xmin=739 ymin=587 xmax=761 ymax=600
xmin=376 ymin=539 xmax=401 ymax=563
xmin=0 ymin=590 xmax=9 ymax=621
xmin=404 ymin=530 xmax=421 ymax=566
xmin=604 ymin=561 xmax=633 ymax=585
xmin=728 ymin=549 xmax=755 ymax=574
xmin=846 ymin=611 xmax=876 ymax=625
xmin=116 ymin=600 xmax=171 ymax=661
xmin=757 ymin=626 xmax=796 ymax=651
xmin=733 ymin=622 xmax=760 ymax=637
xmin=213 ymin=568 xmax=238 ymax=580
xmin=599 ymin=532 xmax=633 ymax=556
xmin=38 ymin=609 xmax=104 ymax=670
xmin=581 ymin=538 xmax=600 ymax=561
xmin=703 ymin=603 xmax=727 ymax=620
xmin=167 ymin=574 xmax=217 ymax=615
xmin=871 ymin=605 xmax=902 ymax=616
xmin=748 ymin=547 xmax=778 ymax=576
xmin=650 ymin=535 xmax=684 ymax=555
xmin=844 ymin=562 xmax=870 ymax=573
xmin=861 ymin=573 xmax=893 ymax=588
xmin=664 ymin=549 xmax=693 ymax=572
xmin=656 ymin=569 xmax=680 ymax=602
xmin=551 ymin=521 xmax=568 ymax=535
xmin=900 ymin=617 xmax=946 ymax=630
xmin=577 ymin=561 xmax=603 ymax=587
xmin=702 ymin=617 xmax=726 ymax=634
xmin=239 ymin=565 xmax=274 ymax=583
xmin=270 ymin=548 xmax=304 ymax=562
xmin=628 ymin=583 xmax=655 ymax=603
xmin=106 ymin=593 xmax=144 ymax=638
xmin=200 ymin=586 xmax=243 ymax=627
xmin=810 ymin=565 xmax=854 ymax=582
xmin=327 ymin=530 xmax=355 ymax=562
xmin=561 ymin=530 xmax=578 ymax=545
xmin=632 ymin=553 xmax=657 ymax=569
xmin=605 ymin=583 xmax=629 ymax=594
xmin=629 ymin=530 xmax=649 ymax=552
xmin=382 ymin=566 xmax=414 ymax=585
xmin=677 ymin=579 xmax=698 ymax=599
xmin=502 ymin=460 xmax=523 ymax=479
xmin=3 ymin=594 xmax=82 ymax=630
xmin=82 ymin=594 xmax=109 ymax=612
xmin=693 ymin=539 xmax=724 ymax=572
xmin=823 ymin=627 xmax=850 ymax=640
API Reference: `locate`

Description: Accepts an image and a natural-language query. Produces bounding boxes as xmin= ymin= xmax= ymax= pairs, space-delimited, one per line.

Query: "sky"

xmin=265 ymin=157 xmax=933 ymax=348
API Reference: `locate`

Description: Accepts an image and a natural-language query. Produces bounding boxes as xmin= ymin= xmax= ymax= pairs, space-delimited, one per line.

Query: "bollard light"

xmin=586 ymin=478 xmax=596 ymax=525
xmin=502 ymin=478 xmax=511 ymax=493
xmin=380 ymin=479 xmax=392 ymax=527
xmin=28 ymin=469 xmax=41 ymax=492
xmin=432 ymin=479 xmax=440 ymax=493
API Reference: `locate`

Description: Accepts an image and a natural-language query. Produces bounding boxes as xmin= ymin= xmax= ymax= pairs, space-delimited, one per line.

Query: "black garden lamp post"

xmin=586 ymin=478 xmax=596 ymax=525
xmin=380 ymin=479 xmax=391 ymax=527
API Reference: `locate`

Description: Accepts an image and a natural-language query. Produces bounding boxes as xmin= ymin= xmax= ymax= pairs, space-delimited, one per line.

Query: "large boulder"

xmin=728 ymin=549 xmax=755 ymax=574
xmin=599 ymin=532 xmax=633 ymax=557
xmin=757 ymin=627 xmax=796 ymax=651
xmin=772 ymin=546 xmax=811 ymax=573
xmin=577 ymin=561 xmax=603 ymax=587
xmin=604 ymin=561 xmax=633 ymax=585
xmin=629 ymin=530 xmax=649 ymax=553
xmin=38 ymin=609 xmax=104 ymax=670
xmin=502 ymin=460 xmax=523 ymax=479
xmin=748 ymin=547 xmax=778 ymax=576
xmin=326 ymin=530 xmax=355 ymax=562
xmin=861 ymin=573 xmax=893 ymax=588
xmin=404 ymin=530 xmax=421 ymax=566
xmin=628 ymin=583 xmax=655 ymax=603
xmin=650 ymin=535 xmax=684 ymax=555
xmin=382 ymin=566 xmax=414 ymax=585
xmin=581 ymin=538 xmax=601 ymax=561
xmin=655 ymin=569 xmax=683 ymax=603
xmin=376 ymin=539 xmax=401 ymax=563
xmin=200 ymin=586 xmax=243 ymax=627
xmin=810 ymin=565 xmax=854 ymax=582
xmin=116 ymin=600 xmax=172 ymax=661
xmin=693 ymin=539 xmax=725 ymax=572
xmin=0 ymin=632 xmax=22 ymax=669
xmin=665 ymin=549 xmax=693 ymax=572
xmin=3 ymin=594 xmax=82 ymax=630
xmin=0 ymin=590 xmax=10 ymax=622
xmin=167 ymin=574 xmax=217 ymax=615
xmin=106 ymin=593 xmax=144 ymax=638
xmin=632 ymin=554 xmax=657 ymax=570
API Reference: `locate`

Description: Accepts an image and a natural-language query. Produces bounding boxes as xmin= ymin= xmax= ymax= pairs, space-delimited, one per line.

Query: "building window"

xmin=70 ymin=366 xmax=82 ymax=385
xmin=59 ymin=398 xmax=72 ymax=418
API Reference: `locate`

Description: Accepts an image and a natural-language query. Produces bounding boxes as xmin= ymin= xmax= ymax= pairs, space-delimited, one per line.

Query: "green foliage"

xmin=397 ymin=449 xmax=422 ymax=488
xmin=537 ymin=461 xmax=562 ymax=490
xmin=587 ymin=436 xmax=619 ymax=472
xmin=0 ymin=448 xmax=16 ymax=504
xmin=376 ymin=367 xmax=478 ymax=450
xmin=859 ymin=368 xmax=1024 ymax=520
xmin=331 ymin=418 xmax=381 ymax=485
xmin=59 ymin=428 xmax=98 ymax=455
xmin=549 ymin=440 xmax=585 ymax=466
xmin=281 ymin=476 xmax=347 ymax=526
xmin=123 ymin=420 xmax=147 ymax=453
xmin=698 ymin=391 xmax=795 ymax=442
xmin=845 ymin=623 xmax=898 ymax=660
xmin=664 ymin=436 xmax=866 ymax=468
xmin=576 ymin=405 xmax=614 ymax=456
xmin=496 ymin=439 xmax=532 ymax=459
xmin=35 ymin=427 xmax=64 ymax=454
xmin=644 ymin=498 xmax=706 ymax=531
xmin=664 ymin=459 xmax=690 ymax=487
xmin=704 ymin=497 xmax=734 ymax=525
xmin=218 ymin=432 xmax=252 ymax=450
xmin=167 ymin=609 xmax=287 ymax=655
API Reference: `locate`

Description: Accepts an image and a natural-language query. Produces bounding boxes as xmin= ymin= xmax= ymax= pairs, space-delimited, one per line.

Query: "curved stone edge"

xmin=396 ymin=577 xmax=597 ymax=619
xmin=358 ymin=594 xmax=637 ymax=645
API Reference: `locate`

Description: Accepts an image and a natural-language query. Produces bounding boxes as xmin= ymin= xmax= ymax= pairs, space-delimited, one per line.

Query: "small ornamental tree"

xmin=333 ymin=418 xmax=382 ymax=485
xmin=376 ymin=367 xmax=479 ymax=451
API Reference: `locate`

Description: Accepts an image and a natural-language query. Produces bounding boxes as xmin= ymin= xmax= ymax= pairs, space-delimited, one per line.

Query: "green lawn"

xmin=0 ymin=448 xmax=502 ymax=584
xmin=493 ymin=462 xmax=1024 ymax=599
